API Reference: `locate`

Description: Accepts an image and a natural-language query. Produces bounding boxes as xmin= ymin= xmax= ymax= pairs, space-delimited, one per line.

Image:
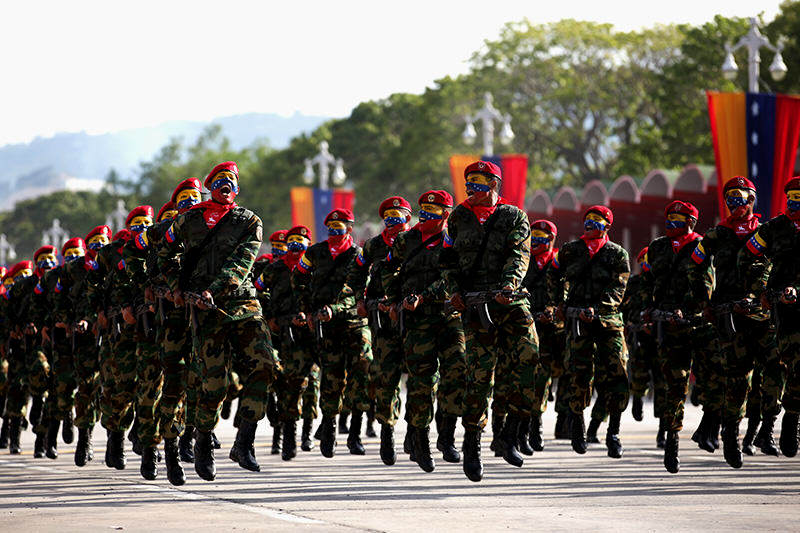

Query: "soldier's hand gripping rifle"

xmin=308 ymin=307 xmax=330 ymax=344
xmin=445 ymin=289 xmax=528 ymax=330
xmin=766 ymin=287 xmax=797 ymax=330
xmin=274 ymin=314 xmax=298 ymax=345
xmin=365 ymin=298 xmax=386 ymax=335
xmin=105 ymin=307 xmax=123 ymax=342
xmin=151 ymin=285 xmax=172 ymax=325
xmin=650 ymin=309 xmax=693 ymax=346
xmin=564 ymin=307 xmax=595 ymax=338
xmin=712 ymin=298 xmax=761 ymax=341
xmin=134 ymin=297 xmax=155 ymax=338
xmin=184 ymin=292 xmax=218 ymax=336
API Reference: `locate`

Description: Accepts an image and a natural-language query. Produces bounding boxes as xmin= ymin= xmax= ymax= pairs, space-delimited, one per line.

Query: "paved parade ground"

xmin=1 ymin=403 xmax=798 ymax=532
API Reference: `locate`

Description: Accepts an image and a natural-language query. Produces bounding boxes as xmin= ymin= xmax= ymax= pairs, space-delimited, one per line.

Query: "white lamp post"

xmin=722 ymin=17 xmax=787 ymax=92
xmin=462 ymin=92 xmax=514 ymax=156
xmin=303 ymin=141 xmax=346 ymax=190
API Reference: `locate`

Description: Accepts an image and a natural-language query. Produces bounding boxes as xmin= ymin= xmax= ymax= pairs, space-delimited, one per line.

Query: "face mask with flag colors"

xmin=36 ymin=252 xmax=57 ymax=270
xmin=327 ymin=220 xmax=348 ymax=236
xmin=465 ymin=172 xmax=493 ymax=194
xmin=287 ymin=234 xmax=309 ymax=253
xmin=419 ymin=203 xmax=445 ymax=222
xmin=87 ymin=234 xmax=110 ymax=250
xmin=787 ymin=190 xmax=800 ymax=212
xmin=383 ymin=208 xmax=407 ymax=228
xmin=176 ymin=188 xmax=202 ymax=210
xmin=63 ymin=247 xmax=85 ymax=263
xmin=583 ymin=212 xmax=608 ymax=233
xmin=128 ymin=215 xmax=153 ymax=234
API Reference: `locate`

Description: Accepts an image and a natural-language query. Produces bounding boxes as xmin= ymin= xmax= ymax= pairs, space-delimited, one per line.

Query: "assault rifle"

xmin=564 ymin=307 xmax=595 ymax=338
xmin=766 ymin=287 xmax=797 ymax=330
xmin=135 ymin=299 xmax=155 ymax=338
xmin=184 ymin=292 xmax=217 ymax=335
xmin=533 ymin=309 xmax=554 ymax=322
xmin=151 ymin=285 xmax=172 ymax=324
xmin=445 ymin=289 xmax=528 ymax=330
xmin=625 ymin=321 xmax=650 ymax=359
xmin=308 ymin=309 xmax=327 ymax=343
xmin=712 ymin=298 xmax=761 ymax=341
xmin=106 ymin=307 xmax=123 ymax=342
xmin=651 ymin=309 xmax=698 ymax=346
xmin=365 ymin=298 xmax=387 ymax=334
xmin=274 ymin=314 xmax=299 ymax=345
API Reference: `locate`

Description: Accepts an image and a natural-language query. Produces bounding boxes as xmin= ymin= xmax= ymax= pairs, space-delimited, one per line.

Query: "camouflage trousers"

xmin=720 ymin=315 xmax=785 ymax=422
xmin=403 ymin=311 xmax=466 ymax=429
xmin=192 ymin=312 xmax=280 ymax=432
xmin=692 ymin=323 xmax=725 ymax=414
xmin=566 ymin=320 xmax=629 ymax=416
xmin=98 ymin=336 xmax=115 ymax=430
xmin=158 ymin=307 xmax=191 ymax=439
xmin=629 ymin=331 xmax=667 ymax=417
xmin=776 ymin=304 xmax=800 ymax=414
xmin=48 ymin=333 xmax=76 ymax=419
xmin=275 ymin=326 xmax=316 ymax=421
xmin=3 ymin=338 xmax=29 ymax=417
xmin=73 ymin=331 xmax=100 ymax=429
xmin=106 ymin=324 xmax=138 ymax=433
xmin=302 ymin=364 xmax=320 ymax=419
xmin=370 ymin=320 xmax=404 ymax=426
xmin=0 ymin=356 xmax=7 ymax=398
xmin=136 ymin=337 xmax=164 ymax=447
xmin=27 ymin=345 xmax=51 ymax=398
xmin=462 ymin=302 xmax=538 ymax=431
xmin=531 ymin=321 xmax=566 ymax=416
xmin=317 ymin=320 xmax=372 ymax=417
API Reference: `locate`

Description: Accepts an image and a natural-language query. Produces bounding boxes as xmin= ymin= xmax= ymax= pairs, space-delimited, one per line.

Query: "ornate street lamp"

xmin=722 ymin=17 xmax=787 ymax=92
xmin=462 ymin=92 xmax=514 ymax=156
xmin=303 ymin=141 xmax=346 ymax=190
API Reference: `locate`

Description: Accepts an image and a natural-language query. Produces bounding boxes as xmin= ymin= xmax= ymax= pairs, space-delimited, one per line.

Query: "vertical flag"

xmin=746 ymin=93 xmax=777 ymax=217
xmin=450 ymin=153 xmax=529 ymax=209
xmin=707 ymin=91 xmax=748 ymax=217
xmin=771 ymin=94 xmax=800 ymax=215
xmin=291 ymin=186 xmax=355 ymax=243
xmin=449 ymin=154 xmax=479 ymax=206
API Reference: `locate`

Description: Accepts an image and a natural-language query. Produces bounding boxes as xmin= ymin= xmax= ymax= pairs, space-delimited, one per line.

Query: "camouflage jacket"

xmin=522 ymin=251 xmax=559 ymax=313
xmin=639 ymin=235 xmax=712 ymax=316
xmin=440 ymin=202 xmax=531 ymax=295
xmin=547 ymin=238 xmax=630 ymax=327
xmin=382 ymin=227 xmax=451 ymax=315
xmin=291 ymin=240 xmax=364 ymax=325
xmin=257 ymin=259 xmax=300 ymax=320
xmin=619 ymin=272 xmax=650 ymax=324
xmin=159 ymin=206 xmax=263 ymax=321
xmin=346 ymin=232 xmax=393 ymax=303
xmin=64 ymin=257 xmax=97 ymax=323
xmin=121 ymin=220 xmax=172 ymax=307
xmin=86 ymin=238 xmax=130 ymax=313
xmin=739 ymin=213 xmax=800 ymax=294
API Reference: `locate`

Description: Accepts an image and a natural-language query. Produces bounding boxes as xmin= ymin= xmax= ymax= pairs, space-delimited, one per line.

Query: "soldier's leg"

xmin=776 ymin=312 xmax=800 ymax=457
xmin=27 ymin=346 xmax=51 ymax=457
xmin=4 ymin=341 xmax=28 ymax=454
xmin=373 ymin=331 xmax=403 ymax=427
xmin=594 ymin=326 xmax=629 ymax=458
xmin=136 ymin=339 xmax=164 ymax=479
xmin=403 ymin=320 xmax=440 ymax=472
xmin=105 ymin=329 xmax=137 ymax=470
xmin=159 ymin=311 xmax=189 ymax=443
xmin=751 ymin=321 xmax=785 ymax=456
xmin=51 ymin=337 xmax=77 ymax=445
xmin=277 ymin=333 xmax=314 ymax=461
xmin=566 ymin=326 xmax=596 ymax=455
xmin=299 ymin=363 xmax=320 ymax=451
xmin=435 ymin=315 xmax=466 ymax=464
xmin=461 ymin=320 xmax=499 ymax=432
xmin=342 ymin=325 xmax=372 ymax=455
xmin=73 ymin=333 xmax=100 ymax=466
xmin=660 ymin=327 xmax=693 ymax=473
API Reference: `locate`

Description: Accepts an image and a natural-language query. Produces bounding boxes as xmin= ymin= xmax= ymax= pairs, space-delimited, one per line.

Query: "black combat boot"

xmin=606 ymin=412 xmax=623 ymax=459
xmin=707 ymin=412 xmax=721 ymax=451
xmin=164 ymin=438 xmax=186 ymax=486
xmin=692 ymin=411 xmax=715 ymax=453
xmin=500 ymin=414 xmax=524 ymax=467
xmin=193 ymin=430 xmax=216 ymax=481
xmin=380 ymin=423 xmax=396 ymax=465
xmin=8 ymin=417 xmax=22 ymax=454
xmin=140 ymin=446 xmax=158 ymax=480
xmin=414 ymin=426 xmax=435 ymax=473
xmin=462 ymin=430 xmax=483 ymax=482
xmin=586 ymin=418 xmax=601 ymax=444
xmin=404 ymin=425 xmax=417 ymax=462
xmin=107 ymin=430 xmax=126 ymax=470
xmin=29 ymin=396 xmax=44 ymax=429
xmin=347 ymin=410 xmax=366 ymax=455
xmin=75 ymin=427 xmax=93 ymax=467
xmin=211 ymin=432 xmax=221 ymax=449
xmin=741 ymin=415 xmax=760 ymax=456
xmin=664 ymin=430 xmax=680 ymax=474
xmin=104 ymin=429 xmax=112 ymax=466
xmin=33 ymin=432 xmax=46 ymax=458
xmin=656 ymin=418 xmax=666 ymax=449
xmin=554 ymin=411 xmax=569 ymax=439
xmin=271 ymin=424 xmax=282 ymax=455
xmin=178 ymin=426 xmax=195 ymax=463
xmin=221 ymin=399 xmax=232 ymax=420
xmin=570 ymin=412 xmax=587 ymax=455
xmin=319 ymin=415 xmax=337 ymax=458
xmin=338 ymin=411 xmax=349 ymax=434
xmin=365 ymin=402 xmax=377 ymax=438
xmin=434 ymin=407 xmax=443 ymax=434
xmin=314 ymin=420 xmax=323 ymax=441
xmin=632 ymin=395 xmax=644 ymax=422
xmin=529 ymin=414 xmax=544 ymax=452
xmin=0 ymin=417 xmax=9 ymax=449
xmin=62 ymin=411 xmax=74 ymax=444
xmin=229 ymin=425 xmax=240 ymax=463
xmin=490 ymin=413 xmax=505 ymax=456
xmin=755 ymin=414 xmax=779 ymax=456
xmin=779 ymin=411 xmax=799 ymax=458
xmin=235 ymin=421 xmax=261 ymax=472
xmin=129 ymin=419 xmax=141 ymax=456
xmin=301 ymin=417 xmax=314 ymax=451
xmin=282 ymin=419 xmax=297 ymax=461
xmin=517 ymin=416 xmax=534 ymax=456
xmin=690 ymin=386 xmax=700 ymax=406
xmin=721 ymin=419 xmax=742 ymax=469
xmin=45 ymin=418 xmax=60 ymax=459
xmin=437 ymin=415 xmax=461 ymax=463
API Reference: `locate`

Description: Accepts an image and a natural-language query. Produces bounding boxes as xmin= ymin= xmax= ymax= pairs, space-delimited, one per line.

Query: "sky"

xmin=0 ymin=0 xmax=783 ymax=147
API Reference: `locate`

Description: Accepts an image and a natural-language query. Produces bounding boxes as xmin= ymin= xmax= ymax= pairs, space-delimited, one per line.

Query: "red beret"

xmin=62 ymin=237 xmax=86 ymax=256
xmin=379 ymin=196 xmax=412 ymax=218
xmin=531 ymin=219 xmax=557 ymax=237
xmin=113 ymin=229 xmax=133 ymax=242
xmin=636 ymin=247 xmax=648 ymax=263
xmin=665 ymin=200 xmax=699 ymax=219
xmin=287 ymin=225 xmax=312 ymax=240
xmin=171 ymin=177 xmax=202 ymax=203
xmin=418 ymin=190 xmax=454 ymax=208
xmin=464 ymin=160 xmax=502 ymax=180
xmin=784 ymin=177 xmax=800 ymax=192
xmin=269 ymin=230 xmax=288 ymax=243
xmin=34 ymin=245 xmax=57 ymax=261
xmin=256 ymin=253 xmax=272 ymax=263
xmin=85 ymin=225 xmax=112 ymax=243
xmin=205 ymin=161 xmax=239 ymax=189
xmin=584 ymin=205 xmax=613 ymax=225
xmin=324 ymin=208 xmax=354 ymax=224
xmin=157 ymin=201 xmax=177 ymax=222
xmin=724 ymin=176 xmax=756 ymax=193
xmin=126 ymin=205 xmax=154 ymax=226
xmin=6 ymin=260 xmax=33 ymax=280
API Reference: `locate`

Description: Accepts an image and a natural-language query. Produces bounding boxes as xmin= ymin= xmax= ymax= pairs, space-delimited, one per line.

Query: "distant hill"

xmin=0 ymin=112 xmax=330 ymax=187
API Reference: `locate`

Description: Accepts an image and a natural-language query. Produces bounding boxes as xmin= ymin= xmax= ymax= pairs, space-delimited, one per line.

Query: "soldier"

xmin=0 ymin=266 xmax=7 ymax=449
xmin=383 ymin=190 xmax=466 ymax=472
xmin=547 ymin=205 xmax=629 ymax=459
xmin=621 ymin=247 xmax=666 ymax=447
xmin=690 ymin=177 xmax=785 ymax=468
xmin=346 ymin=196 xmax=411 ymax=466
xmin=66 ymin=224 xmax=112 ymax=466
xmin=292 ymin=208 xmax=373 ymax=458
xmin=521 ymin=219 xmax=566 ymax=452
xmin=738 ymin=177 xmax=800 ymax=458
xmin=257 ymin=225 xmax=314 ymax=461
xmin=640 ymin=200 xmax=714 ymax=473
xmin=440 ymin=160 xmax=538 ymax=482
xmin=159 ymin=161 xmax=281 ymax=481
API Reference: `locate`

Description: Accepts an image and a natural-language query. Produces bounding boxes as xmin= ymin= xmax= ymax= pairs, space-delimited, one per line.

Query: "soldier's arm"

xmin=291 ymin=249 xmax=314 ymax=314
xmin=346 ymin=239 xmax=374 ymax=303
xmin=500 ymin=210 xmax=532 ymax=290
xmin=546 ymin=248 xmax=567 ymax=307
xmin=381 ymin=233 xmax=406 ymax=303
xmin=256 ymin=265 xmax=275 ymax=319
xmin=738 ymin=224 xmax=772 ymax=295
xmin=439 ymin=225 xmax=461 ymax=295
xmin=158 ymin=216 xmax=188 ymax=293
xmin=597 ymin=247 xmax=630 ymax=313
xmin=206 ymin=214 xmax=262 ymax=298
